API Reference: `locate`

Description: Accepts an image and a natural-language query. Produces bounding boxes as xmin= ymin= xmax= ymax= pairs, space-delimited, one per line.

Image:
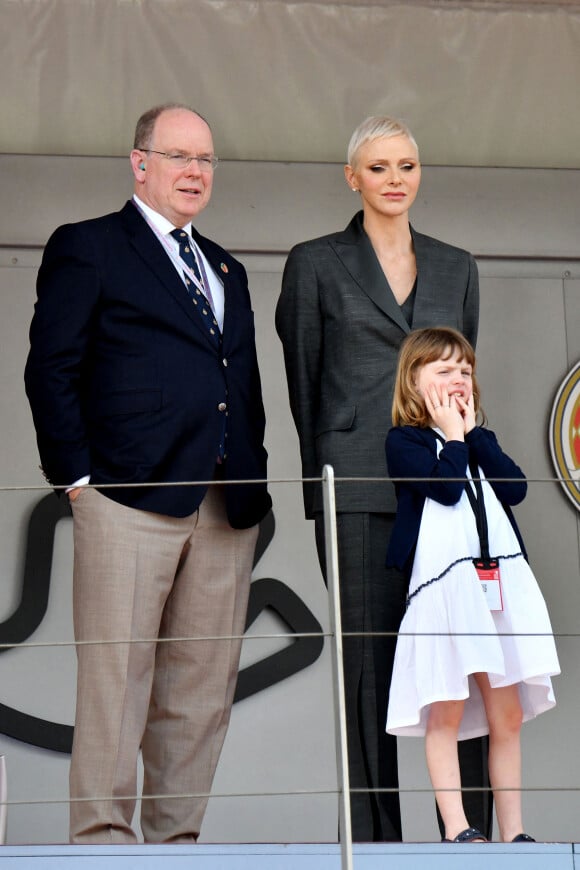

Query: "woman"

xmin=275 ymin=116 xmax=483 ymax=842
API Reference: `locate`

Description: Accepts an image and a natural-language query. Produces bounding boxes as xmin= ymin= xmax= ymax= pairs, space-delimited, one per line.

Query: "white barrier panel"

xmin=0 ymin=842 xmax=575 ymax=869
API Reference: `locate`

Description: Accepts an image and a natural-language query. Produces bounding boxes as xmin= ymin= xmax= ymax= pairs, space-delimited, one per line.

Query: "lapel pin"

xmin=220 ymin=262 xmax=229 ymax=274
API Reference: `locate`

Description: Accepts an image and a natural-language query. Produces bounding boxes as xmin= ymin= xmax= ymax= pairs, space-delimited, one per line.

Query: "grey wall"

xmin=3 ymin=0 xmax=580 ymax=170
xmin=0 ymin=156 xmax=579 ymax=844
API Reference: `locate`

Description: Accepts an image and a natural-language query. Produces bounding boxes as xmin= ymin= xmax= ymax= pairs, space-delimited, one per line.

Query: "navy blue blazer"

xmin=385 ymin=425 xmax=527 ymax=570
xmin=25 ymin=201 xmax=271 ymax=527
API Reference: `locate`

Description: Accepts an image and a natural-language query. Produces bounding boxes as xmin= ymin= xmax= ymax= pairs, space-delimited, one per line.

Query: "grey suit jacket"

xmin=275 ymin=211 xmax=479 ymax=518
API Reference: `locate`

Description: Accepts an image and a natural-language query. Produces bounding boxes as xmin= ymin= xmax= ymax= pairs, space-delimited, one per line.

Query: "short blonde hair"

xmin=392 ymin=327 xmax=482 ymax=427
xmin=347 ymin=115 xmax=419 ymax=167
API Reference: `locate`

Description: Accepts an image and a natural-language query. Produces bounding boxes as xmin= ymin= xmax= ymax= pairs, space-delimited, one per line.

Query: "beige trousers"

xmin=69 ymin=485 xmax=258 ymax=844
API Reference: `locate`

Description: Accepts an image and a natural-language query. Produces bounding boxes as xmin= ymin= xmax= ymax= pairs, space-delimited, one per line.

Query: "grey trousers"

xmin=315 ymin=511 xmax=492 ymax=842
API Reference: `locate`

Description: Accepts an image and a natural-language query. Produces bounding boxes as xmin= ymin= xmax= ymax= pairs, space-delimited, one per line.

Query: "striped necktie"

xmin=170 ymin=229 xmax=220 ymax=344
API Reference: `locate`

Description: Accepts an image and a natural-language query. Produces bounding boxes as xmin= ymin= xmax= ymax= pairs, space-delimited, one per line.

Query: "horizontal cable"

xmin=2 ymin=628 xmax=579 ymax=653
xmin=0 ymin=473 xmax=578 ymax=492
xmin=4 ymin=784 xmax=579 ymax=810
xmin=0 ymin=632 xmax=329 ymax=651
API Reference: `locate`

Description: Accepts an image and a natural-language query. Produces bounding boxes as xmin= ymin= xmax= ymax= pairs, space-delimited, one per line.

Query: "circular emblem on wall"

xmin=549 ymin=360 xmax=580 ymax=511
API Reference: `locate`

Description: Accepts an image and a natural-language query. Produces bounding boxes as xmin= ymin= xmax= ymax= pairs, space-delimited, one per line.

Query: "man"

xmin=25 ymin=103 xmax=271 ymax=844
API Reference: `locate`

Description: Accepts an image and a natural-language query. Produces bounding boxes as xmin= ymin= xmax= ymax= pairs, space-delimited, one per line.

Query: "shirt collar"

xmin=133 ymin=195 xmax=193 ymax=239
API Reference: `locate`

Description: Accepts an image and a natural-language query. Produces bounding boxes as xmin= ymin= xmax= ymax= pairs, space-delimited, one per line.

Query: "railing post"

xmin=0 ymin=755 xmax=6 ymax=844
xmin=322 ymin=465 xmax=353 ymax=870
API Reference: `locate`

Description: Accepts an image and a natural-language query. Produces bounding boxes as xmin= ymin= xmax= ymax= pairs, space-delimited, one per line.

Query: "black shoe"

xmin=442 ymin=827 xmax=487 ymax=843
xmin=512 ymin=833 xmax=535 ymax=843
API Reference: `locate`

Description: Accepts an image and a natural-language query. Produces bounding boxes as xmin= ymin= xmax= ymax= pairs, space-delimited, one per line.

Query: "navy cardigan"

xmin=385 ymin=425 xmax=528 ymax=571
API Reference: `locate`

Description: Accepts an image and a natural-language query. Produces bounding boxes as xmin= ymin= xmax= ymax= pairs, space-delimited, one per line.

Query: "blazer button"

xmin=222 ymin=358 xmax=228 ymax=367
xmin=218 ymin=402 xmax=227 ymax=412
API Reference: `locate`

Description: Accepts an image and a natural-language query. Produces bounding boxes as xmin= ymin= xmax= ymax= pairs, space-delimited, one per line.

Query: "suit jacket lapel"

xmin=119 ymin=202 xmax=217 ymax=346
xmin=411 ymin=226 xmax=438 ymax=324
xmin=331 ymin=212 xmax=410 ymax=334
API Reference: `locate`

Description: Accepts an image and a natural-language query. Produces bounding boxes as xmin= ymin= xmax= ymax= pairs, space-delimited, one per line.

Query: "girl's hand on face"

xmin=455 ymin=392 xmax=476 ymax=434
xmin=424 ymin=384 xmax=465 ymax=441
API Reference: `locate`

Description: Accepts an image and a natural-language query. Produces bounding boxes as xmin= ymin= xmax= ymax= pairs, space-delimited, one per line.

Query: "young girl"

xmin=385 ymin=326 xmax=560 ymax=844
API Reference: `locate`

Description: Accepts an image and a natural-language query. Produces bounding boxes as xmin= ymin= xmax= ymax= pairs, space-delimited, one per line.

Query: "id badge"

xmin=473 ymin=558 xmax=503 ymax=611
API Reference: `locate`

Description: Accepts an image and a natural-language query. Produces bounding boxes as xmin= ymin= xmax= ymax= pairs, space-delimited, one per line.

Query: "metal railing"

xmin=0 ymin=468 xmax=577 ymax=865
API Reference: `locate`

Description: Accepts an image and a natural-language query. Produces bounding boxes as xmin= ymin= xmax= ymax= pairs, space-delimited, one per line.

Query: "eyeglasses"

xmin=141 ymin=150 xmax=219 ymax=171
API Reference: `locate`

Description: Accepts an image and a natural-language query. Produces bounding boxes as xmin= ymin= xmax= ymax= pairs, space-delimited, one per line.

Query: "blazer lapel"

xmin=331 ymin=212 xmax=410 ymax=334
xmin=410 ymin=226 xmax=438 ymax=325
xmin=119 ymin=202 xmax=216 ymax=345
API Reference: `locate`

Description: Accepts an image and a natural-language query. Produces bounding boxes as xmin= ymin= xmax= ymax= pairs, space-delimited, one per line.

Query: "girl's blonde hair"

xmin=392 ymin=327 xmax=483 ymax=427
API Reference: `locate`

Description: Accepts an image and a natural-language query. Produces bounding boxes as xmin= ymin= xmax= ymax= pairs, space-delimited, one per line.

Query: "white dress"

xmin=386 ymin=457 xmax=560 ymax=740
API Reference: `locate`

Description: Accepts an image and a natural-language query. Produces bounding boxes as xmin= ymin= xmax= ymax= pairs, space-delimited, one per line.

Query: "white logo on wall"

xmin=549 ymin=360 xmax=580 ymax=511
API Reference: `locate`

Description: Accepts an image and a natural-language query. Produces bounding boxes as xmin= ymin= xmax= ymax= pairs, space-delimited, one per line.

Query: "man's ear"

xmin=130 ymin=150 xmax=147 ymax=181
